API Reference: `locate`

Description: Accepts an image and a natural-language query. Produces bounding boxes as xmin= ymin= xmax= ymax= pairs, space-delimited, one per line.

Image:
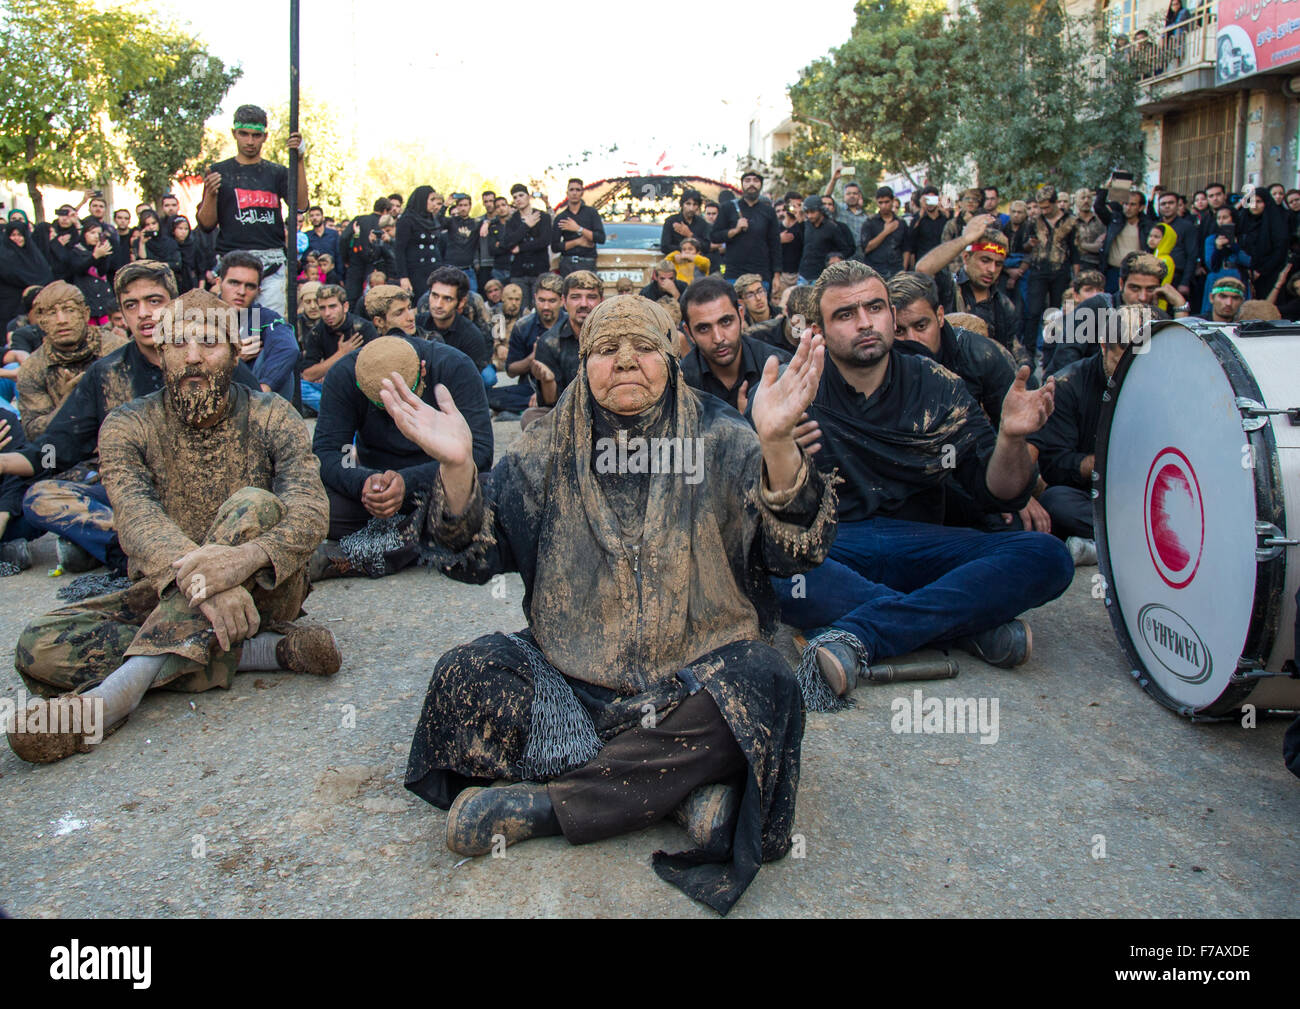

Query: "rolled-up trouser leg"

xmin=548 ymin=690 xmax=746 ymax=845
xmin=125 ymin=487 xmax=311 ymax=691
xmin=22 ymin=479 xmax=122 ymax=567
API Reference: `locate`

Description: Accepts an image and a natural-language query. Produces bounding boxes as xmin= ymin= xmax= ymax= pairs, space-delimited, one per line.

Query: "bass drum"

xmin=1094 ymin=318 xmax=1299 ymax=719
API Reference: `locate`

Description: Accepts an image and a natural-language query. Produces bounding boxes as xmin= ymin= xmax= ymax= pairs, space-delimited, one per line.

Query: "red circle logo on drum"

xmin=1143 ymin=447 xmax=1204 ymax=589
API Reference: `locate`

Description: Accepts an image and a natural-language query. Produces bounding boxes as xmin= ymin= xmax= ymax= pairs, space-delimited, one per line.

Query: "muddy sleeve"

xmin=754 ymin=447 xmax=838 ymax=576
xmin=98 ymin=408 xmax=200 ymax=593
xmin=15 ymin=358 xmax=56 ymax=439
xmin=420 ymin=459 xmax=522 ymax=584
xmin=256 ymin=398 xmax=330 ymax=586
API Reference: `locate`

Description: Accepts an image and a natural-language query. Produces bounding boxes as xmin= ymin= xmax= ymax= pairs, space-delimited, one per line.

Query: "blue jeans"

xmin=22 ymin=479 xmax=124 ymax=568
xmin=491 ymin=268 xmax=511 ymax=285
xmin=301 ymin=380 xmax=323 ymax=412
xmin=459 ymin=267 xmax=478 ymax=294
xmin=772 ymin=516 xmax=1073 ymax=661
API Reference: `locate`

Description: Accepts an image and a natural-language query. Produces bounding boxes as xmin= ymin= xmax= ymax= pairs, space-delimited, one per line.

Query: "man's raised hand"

xmin=380 ymin=374 xmax=473 ymax=467
xmin=999 ymin=366 xmax=1055 ymax=438
xmin=961 ymin=213 xmax=998 ymax=244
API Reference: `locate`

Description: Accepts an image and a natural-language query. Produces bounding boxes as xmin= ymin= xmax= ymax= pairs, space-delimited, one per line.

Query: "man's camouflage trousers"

xmin=15 ymin=487 xmax=311 ymax=696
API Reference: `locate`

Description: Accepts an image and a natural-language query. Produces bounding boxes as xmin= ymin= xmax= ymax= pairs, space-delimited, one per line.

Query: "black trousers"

xmin=1039 ymin=485 xmax=1093 ymax=539
xmin=1026 ymin=266 xmax=1072 ymax=368
xmin=548 ymin=690 xmax=745 ymax=845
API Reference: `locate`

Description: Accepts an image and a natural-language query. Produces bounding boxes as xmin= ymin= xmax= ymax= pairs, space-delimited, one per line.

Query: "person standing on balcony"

xmin=1165 ymin=0 xmax=1191 ymax=64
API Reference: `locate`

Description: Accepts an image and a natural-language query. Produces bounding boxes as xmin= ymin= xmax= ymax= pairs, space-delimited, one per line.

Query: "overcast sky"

xmin=157 ymin=0 xmax=857 ymax=180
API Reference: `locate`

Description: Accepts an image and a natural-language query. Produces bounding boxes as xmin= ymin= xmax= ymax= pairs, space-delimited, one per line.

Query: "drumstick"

xmin=865 ymin=659 xmax=960 ymax=683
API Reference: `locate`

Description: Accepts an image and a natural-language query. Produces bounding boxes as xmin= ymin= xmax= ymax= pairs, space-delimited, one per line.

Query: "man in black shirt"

xmin=761 ymin=261 xmax=1073 ymax=695
xmin=551 ymin=177 xmax=606 ymax=277
xmin=906 ymin=185 xmax=949 ymax=267
xmin=861 ymin=186 xmax=909 ymax=279
xmin=439 ymin=194 xmax=480 ymax=292
xmin=310 ymin=334 xmax=493 ymax=581
xmin=504 ymin=274 xmax=565 ymax=381
xmin=887 ymin=271 xmax=1052 ymax=534
xmin=1027 ymin=323 xmax=1129 ymax=565
xmin=300 ymin=284 xmax=378 ymax=412
xmin=500 ymin=184 xmax=552 ymax=311
xmin=679 ymin=277 xmax=792 ymax=411
xmin=0 ymin=262 xmax=259 ymax=572
xmin=712 ymin=170 xmax=782 ymax=287
xmin=417 ymin=266 xmax=492 ymax=373
xmin=917 ymin=214 xmax=1026 ymax=363
xmin=533 ymin=270 xmax=602 ymax=407
xmin=660 ymin=189 xmax=711 ymax=255
xmin=798 ymin=195 xmax=853 ymax=284
xmin=778 ymin=194 xmax=804 ymax=290
xmin=195 ymin=105 xmax=307 ymax=318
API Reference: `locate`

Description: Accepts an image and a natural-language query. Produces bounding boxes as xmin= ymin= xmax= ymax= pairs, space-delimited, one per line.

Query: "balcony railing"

xmin=1121 ymin=8 xmax=1218 ymax=84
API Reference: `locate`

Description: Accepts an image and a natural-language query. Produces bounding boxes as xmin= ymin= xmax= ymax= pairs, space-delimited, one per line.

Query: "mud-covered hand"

xmin=380 ymin=376 xmax=473 ymax=467
xmin=199 ymin=585 xmax=261 ymax=652
xmin=752 ymin=332 xmax=825 ymax=492
xmin=174 ymin=542 xmax=268 ymax=605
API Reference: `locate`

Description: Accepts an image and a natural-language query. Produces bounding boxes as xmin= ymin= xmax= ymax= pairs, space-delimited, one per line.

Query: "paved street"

xmin=1 ymin=420 xmax=1296 ymax=918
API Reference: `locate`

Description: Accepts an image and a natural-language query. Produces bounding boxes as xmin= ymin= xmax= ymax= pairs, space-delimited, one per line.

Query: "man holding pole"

xmin=196 ymin=105 xmax=308 ymax=319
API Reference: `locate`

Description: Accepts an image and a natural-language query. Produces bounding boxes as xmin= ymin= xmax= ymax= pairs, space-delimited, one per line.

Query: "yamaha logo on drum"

xmin=1143 ymin=447 xmax=1205 ymax=589
xmin=1137 ymin=603 xmax=1213 ymax=684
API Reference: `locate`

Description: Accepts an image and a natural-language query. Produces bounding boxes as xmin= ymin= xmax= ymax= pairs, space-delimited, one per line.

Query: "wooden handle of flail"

xmin=865 ymin=660 xmax=960 ymax=683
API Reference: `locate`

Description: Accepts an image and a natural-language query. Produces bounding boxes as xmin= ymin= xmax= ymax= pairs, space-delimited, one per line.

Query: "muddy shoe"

xmin=446 ymin=782 xmax=561 ymax=856
xmin=956 ymin=619 xmax=1033 ymax=669
xmin=672 ymin=782 xmax=740 ymax=855
xmin=307 ymin=541 xmax=354 ymax=582
xmin=275 ymin=624 xmax=342 ymax=676
xmin=7 ymin=692 xmax=122 ymax=764
xmin=55 ymin=537 xmax=99 ymax=574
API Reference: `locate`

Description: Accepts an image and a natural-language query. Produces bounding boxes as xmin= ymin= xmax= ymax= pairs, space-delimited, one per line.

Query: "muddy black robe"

xmin=406 ymin=366 xmax=837 ymax=914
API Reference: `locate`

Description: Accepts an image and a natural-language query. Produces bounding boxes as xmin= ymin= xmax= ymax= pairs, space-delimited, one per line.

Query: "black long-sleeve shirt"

xmin=312 ymin=336 xmax=493 ymax=503
xmin=550 ymin=204 xmax=606 ymax=265
xmin=0 ymin=405 xmax=31 ymax=517
xmin=712 ymin=199 xmax=781 ymax=280
xmin=680 ymin=333 xmax=791 ymax=410
xmin=798 ymin=217 xmax=854 ymax=279
xmin=500 ymin=210 xmax=552 ymax=277
xmin=439 ymin=216 xmax=480 ymax=269
xmin=423 ymin=312 xmax=491 ymax=371
xmin=660 ymin=212 xmax=711 ymax=255
xmin=532 ymin=318 xmax=582 ymax=404
xmin=1027 ymin=351 xmax=1104 ymax=489
xmin=896 ymin=321 xmax=1018 ymax=426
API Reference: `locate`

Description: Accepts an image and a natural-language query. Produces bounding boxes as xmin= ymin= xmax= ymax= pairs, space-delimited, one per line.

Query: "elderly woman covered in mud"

xmin=379 ymin=294 xmax=837 ymax=915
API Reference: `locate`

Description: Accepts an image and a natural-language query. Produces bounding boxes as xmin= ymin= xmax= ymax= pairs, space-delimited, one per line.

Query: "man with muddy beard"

xmin=8 ymin=289 xmax=335 ymax=764
xmin=0 ymin=263 xmax=259 ymax=574
xmin=16 ymin=282 xmax=126 ymax=438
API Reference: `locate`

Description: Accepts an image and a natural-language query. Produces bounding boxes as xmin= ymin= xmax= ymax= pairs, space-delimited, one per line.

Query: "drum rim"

xmin=1093 ymin=319 xmax=1288 ymax=718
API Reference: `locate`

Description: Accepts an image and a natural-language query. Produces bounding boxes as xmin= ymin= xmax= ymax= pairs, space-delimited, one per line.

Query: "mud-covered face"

xmin=32 ymin=297 xmax=90 ymax=348
xmin=503 ymin=290 xmax=522 ymax=315
xmin=162 ymin=331 xmax=238 ymax=428
xmin=585 ymin=331 xmax=669 ymax=415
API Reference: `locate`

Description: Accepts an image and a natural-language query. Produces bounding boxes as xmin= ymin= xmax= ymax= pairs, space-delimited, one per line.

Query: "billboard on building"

xmin=1216 ymin=0 xmax=1300 ymax=83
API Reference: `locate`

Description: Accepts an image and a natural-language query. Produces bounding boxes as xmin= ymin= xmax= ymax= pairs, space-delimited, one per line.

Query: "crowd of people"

xmin=1 ymin=102 xmax=1297 ymax=915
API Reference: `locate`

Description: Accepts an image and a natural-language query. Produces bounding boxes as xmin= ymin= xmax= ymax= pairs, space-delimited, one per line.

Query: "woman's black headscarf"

xmin=402 ymin=185 xmax=440 ymax=228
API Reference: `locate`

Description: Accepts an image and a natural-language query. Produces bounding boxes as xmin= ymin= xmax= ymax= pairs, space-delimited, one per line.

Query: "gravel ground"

xmin=0 ymin=418 xmax=1295 ymax=918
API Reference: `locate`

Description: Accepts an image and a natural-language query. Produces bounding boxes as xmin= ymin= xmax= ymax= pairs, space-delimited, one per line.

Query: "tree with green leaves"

xmin=782 ymin=0 xmax=1144 ymax=199
xmin=116 ymin=37 xmax=242 ymax=208
xmin=781 ymin=0 xmax=958 ymax=191
xmin=0 ymin=0 xmax=160 ymax=219
xmin=935 ymin=0 xmax=1145 ymax=195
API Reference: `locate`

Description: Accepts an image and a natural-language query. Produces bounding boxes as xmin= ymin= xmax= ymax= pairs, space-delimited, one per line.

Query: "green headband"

xmin=1210 ymin=284 xmax=1245 ymax=296
xmin=356 ymin=374 xmax=419 ymax=408
xmin=232 ymin=122 xmax=266 ymax=133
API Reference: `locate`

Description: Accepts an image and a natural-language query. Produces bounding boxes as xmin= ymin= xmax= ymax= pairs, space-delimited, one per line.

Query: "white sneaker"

xmin=1066 ymin=536 xmax=1097 ymax=566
